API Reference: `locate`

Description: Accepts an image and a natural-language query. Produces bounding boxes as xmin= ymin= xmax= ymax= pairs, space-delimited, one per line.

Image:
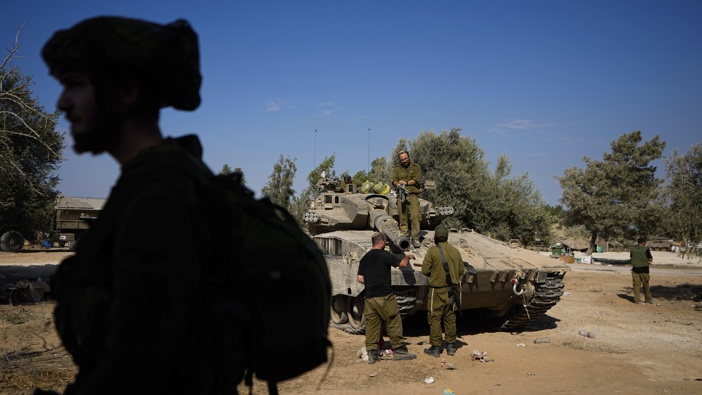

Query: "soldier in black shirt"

xmin=357 ymin=232 xmax=417 ymax=363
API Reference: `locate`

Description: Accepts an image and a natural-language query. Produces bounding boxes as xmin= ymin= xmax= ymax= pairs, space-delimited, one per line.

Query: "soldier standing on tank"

xmin=392 ymin=150 xmax=423 ymax=248
xmin=357 ymin=232 xmax=417 ymax=364
xmin=38 ymin=16 xmax=241 ymax=394
xmin=421 ymin=224 xmax=465 ymax=357
xmin=630 ymin=237 xmax=653 ymax=304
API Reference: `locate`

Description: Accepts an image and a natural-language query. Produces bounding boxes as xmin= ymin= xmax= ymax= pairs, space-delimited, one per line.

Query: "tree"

xmin=261 ymin=155 xmax=297 ymax=210
xmin=409 ymin=128 xmax=491 ymax=230
xmin=664 ymin=143 xmax=702 ymax=248
xmin=558 ymin=131 xmax=666 ymax=252
xmin=218 ymin=164 xmax=246 ymax=184
xmin=288 ymin=155 xmax=336 ymax=228
xmin=1 ymin=30 xmax=64 ymax=243
xmin=306 ymin=154 xmax=335 ymax=187
xmin=385 ymin=128 xmax=552 ymax=243
xmin=352 ymin=156 xmax=389 ymax=185
xmin=219 ymin=164 xmax=233 ymax=175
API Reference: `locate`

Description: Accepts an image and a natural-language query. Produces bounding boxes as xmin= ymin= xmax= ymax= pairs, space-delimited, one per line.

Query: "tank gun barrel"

xmin=369 ymin=209 xmax=410 ymax=250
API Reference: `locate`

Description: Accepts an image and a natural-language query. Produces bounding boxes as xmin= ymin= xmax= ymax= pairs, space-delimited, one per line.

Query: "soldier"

xmin=421 ymin=224 xmax=465 ymax=357
xmin=38 ymin=16 xmax=239 ymax=394
xmin=630 ymin=237 xmax=653 ymax=304
xmin=357 ymin=232 xmax=417 ymax=363
xmin=392 ymin=150 xmax=423 ymax=248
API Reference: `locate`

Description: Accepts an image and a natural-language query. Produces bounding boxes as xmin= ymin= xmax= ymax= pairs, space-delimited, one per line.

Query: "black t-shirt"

xmin=357 ymin=249 xmax=401 ymax=298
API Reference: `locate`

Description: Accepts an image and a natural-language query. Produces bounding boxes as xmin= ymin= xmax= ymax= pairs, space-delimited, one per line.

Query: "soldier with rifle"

xmin=392 ymin=150 xmax=423 ymax=248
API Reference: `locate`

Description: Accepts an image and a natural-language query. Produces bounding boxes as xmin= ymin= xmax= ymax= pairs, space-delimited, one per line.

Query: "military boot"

xmin=392 ymin=346 xmax=417 ymax=361
xmin=367 ymin=350 xmax=379 ymax=364
xmin=424 ymin=345 xmax=442 ymax=358
xmin=446 ymin=342 xmax=457 ymax=356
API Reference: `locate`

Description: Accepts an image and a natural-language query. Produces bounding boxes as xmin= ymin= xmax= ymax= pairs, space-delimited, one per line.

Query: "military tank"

xmin=303 ymin=176 xmax=570 ymax=334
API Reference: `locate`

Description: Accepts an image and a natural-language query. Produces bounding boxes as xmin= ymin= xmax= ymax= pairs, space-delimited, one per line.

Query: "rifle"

xmin=397 ymin=184 xmax=409 ymax=203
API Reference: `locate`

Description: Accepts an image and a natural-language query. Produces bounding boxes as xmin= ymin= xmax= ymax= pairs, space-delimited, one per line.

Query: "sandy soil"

xmin=1 ymin=250 xmax=701 ymax=395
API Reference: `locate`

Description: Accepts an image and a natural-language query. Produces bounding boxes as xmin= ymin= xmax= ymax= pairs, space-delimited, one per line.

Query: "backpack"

xmin=208 ymin=173 xmax=332 ymax=394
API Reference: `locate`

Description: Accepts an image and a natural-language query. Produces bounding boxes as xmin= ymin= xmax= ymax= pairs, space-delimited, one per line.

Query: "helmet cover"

xmin=41 ymin=16 xmax=201 ymax=111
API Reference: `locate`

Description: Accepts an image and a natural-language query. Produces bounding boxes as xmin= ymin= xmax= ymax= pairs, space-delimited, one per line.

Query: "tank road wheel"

xmin=330 ymin=295 xmax=348 ymax=324
xmin=0 ymin=231 xmax=25 ymax=252
xmin=347 ymin=296 xmax=366 ymax=330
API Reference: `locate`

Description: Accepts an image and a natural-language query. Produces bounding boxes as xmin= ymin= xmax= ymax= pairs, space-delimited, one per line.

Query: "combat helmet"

xmin=41 ymin=16 xmax=201 ymax=111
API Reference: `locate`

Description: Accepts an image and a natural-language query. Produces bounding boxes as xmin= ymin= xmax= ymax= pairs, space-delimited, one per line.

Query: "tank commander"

xmin=357 ymin=232 xmax=417 ymax=363
xmin=38 ymin=16 xmax=240 ymax=394
xmin=392 ymin=150 xmax=423 ymax=248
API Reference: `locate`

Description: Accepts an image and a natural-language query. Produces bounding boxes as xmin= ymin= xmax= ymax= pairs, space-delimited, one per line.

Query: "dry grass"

xmin=0 ymin=302 xmax=76 ymax=394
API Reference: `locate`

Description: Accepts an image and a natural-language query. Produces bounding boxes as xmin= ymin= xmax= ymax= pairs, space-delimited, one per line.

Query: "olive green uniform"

xmin=421 ymin=242 xmax=465 ymax=347
xmin=392 ymin=162 xmax=423 ymax=241
xmin=630 ymin=244 xmax=652 ymax=303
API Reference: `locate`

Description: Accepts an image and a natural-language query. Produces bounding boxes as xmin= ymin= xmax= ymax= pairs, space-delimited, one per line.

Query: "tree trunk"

xmin=589 ymin=231 xmax=598 ymax=255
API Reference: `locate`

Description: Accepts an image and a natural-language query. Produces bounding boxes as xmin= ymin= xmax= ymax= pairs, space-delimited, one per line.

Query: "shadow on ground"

xmin=616 ymin=282 xmax=702 ymax=303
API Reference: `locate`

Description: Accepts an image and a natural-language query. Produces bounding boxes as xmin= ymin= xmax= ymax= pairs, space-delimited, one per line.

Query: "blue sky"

xmin=4 ymin=1 xmax=701 ymax=206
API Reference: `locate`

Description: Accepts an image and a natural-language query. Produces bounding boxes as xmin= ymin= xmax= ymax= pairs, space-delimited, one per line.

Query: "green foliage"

xmin=410 ymin=129 xmax=489 ymax=230
xmin=407 ymin=128 xmax=552 ymax=244
xmin=1 ymin=44 xmax=64 ymax=240
xmin=352 ymin=156 xmax=390 ymax=185
xmin=261 ymin=155 xmax=297 ymax=210
xmin=219 ymin=164 xmax=233 ymax=175
xmin=306 ymin=155 xmax=335 ymax=186
xmin=664 ymin=143 xmax=702 ymax=246
xmin=370 ymin=157 xmax=387 ymax=182
xmin=219 ymin=164 xmax=246 ymax=185
xmin=287 ymin=156 xmax=338 ymax=228
xmin=558 ymin=131 xmax=665 ymax=251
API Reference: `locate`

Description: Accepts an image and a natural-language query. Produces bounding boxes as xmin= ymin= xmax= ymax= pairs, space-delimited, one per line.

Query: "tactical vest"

xmin=630 ymin=245 xmax=650 ymax=267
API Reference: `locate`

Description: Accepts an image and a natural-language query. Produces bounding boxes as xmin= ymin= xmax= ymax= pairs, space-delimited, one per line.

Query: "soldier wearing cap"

xmin=38 ymin=17 xmax=240 ymax=394
xmin=421 ymin=224 xmax=465 ymax=358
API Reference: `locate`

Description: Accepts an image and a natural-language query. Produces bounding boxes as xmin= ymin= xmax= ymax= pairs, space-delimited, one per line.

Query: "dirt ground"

xmin=1 ymin=249 xmax=701 ymax=395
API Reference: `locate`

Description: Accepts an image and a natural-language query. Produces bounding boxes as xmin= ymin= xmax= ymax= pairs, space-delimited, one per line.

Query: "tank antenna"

xmin=367 ymin=128 xmax=371 ymax=174
xmin=314 ymin=126 xmax=317 ymax=169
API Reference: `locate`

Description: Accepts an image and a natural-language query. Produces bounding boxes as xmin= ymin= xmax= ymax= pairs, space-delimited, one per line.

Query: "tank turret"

xmin=304 ymin=175 xmax=453 ymax=251
xmin=304 ymin=175 xmax=569 ymax=334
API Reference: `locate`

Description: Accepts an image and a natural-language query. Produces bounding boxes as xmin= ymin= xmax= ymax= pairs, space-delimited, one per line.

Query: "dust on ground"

xmin=1 ymin=250 xmax=701 ymax=395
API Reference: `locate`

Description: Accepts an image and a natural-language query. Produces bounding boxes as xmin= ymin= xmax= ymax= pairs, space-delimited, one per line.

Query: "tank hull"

xmin=303 ymin=185 xmax=569 ymax=334
xmin=314 ymin=228 xmax=568 ymax=334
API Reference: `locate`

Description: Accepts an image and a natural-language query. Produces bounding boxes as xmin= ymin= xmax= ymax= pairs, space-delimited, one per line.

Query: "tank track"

xmin=330 ymin=290 xmax=417 ymax=335
xmin=330 ymin=273 xmax=566 ymax=334
xmin=499 ymin=271 xmax=566 ymax=331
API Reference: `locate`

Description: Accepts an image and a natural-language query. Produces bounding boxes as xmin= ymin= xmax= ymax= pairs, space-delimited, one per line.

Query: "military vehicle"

xmin=303 ymin=176 xmax=569 ymax=334
xmin=647 ymin=239 xmax=675 ymax=251
xmin=54 ymin=196 xmax=105 ymax=249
